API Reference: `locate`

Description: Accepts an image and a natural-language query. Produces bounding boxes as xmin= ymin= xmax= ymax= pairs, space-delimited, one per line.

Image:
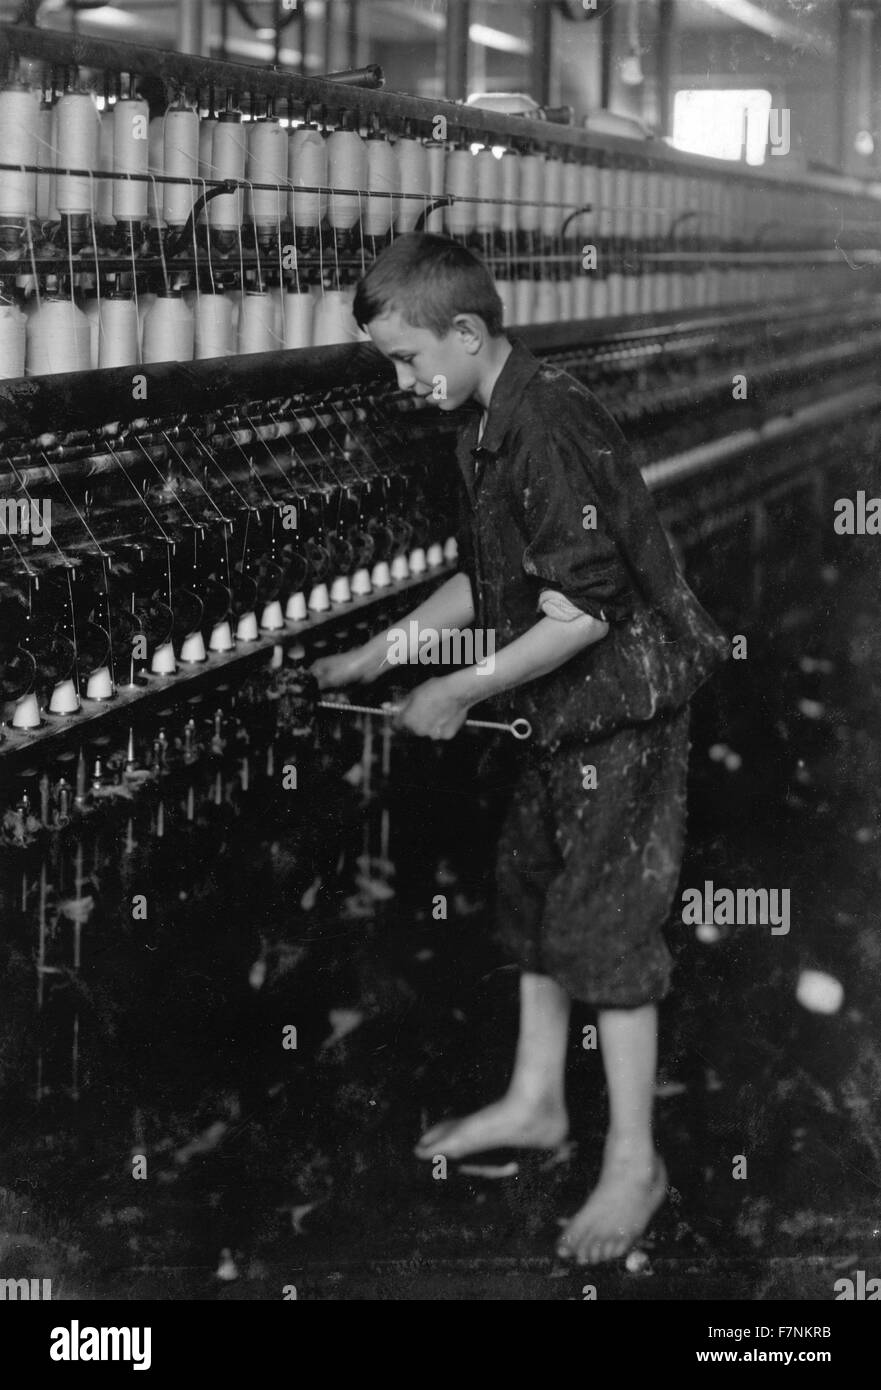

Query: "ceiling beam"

xmin=696 ymin=0 xmax=835 ymax=55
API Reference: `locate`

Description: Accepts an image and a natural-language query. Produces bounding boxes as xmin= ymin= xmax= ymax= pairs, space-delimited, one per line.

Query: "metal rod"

xmin=317 ymin=699 xmax=532 ymax=740
xmin=322 ymin=64 xmax=384 ymax=88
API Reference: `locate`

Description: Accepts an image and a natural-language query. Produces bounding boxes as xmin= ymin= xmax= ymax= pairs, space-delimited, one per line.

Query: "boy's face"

xmin=365 ymin=309 xmax=481 ymax=412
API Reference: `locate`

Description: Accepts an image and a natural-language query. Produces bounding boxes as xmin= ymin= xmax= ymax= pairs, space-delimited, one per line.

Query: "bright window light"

xmin=672 ymin=89 xmax=773 ymax=165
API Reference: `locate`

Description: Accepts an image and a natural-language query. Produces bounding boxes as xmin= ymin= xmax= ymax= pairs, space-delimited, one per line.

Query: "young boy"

xmin=311 ymin=233 xmax=729 ymax=1266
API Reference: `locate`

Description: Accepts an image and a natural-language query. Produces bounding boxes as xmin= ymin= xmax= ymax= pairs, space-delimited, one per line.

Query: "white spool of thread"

xmin=0 ymin=300 xmax=26 ymax=379
xmin=147 ymin=115 xmax=165 ymax=225
xmin=180 ymin=632 xmax=207 ymax=664
xmin=629 ymin=166 xmax=644 ymax=242
xmin=209 ymin=114 xmax=246 ymax=230
xmin=612 ymin=165 xmax=630 ymax=240
xmin=709 ymin=178 xmax=724 ymax=247
xmin=513 ymin=278 xmax=534 ymax=325
xmin=363 ymin=133 xmax=399 ymax=238
xmin=444 ymin=145 xmax=475 ymax=237
xmin=518 ymin=151 xmax=543 ymax=233
xmin=260 ymin=600 xmax=285 ymax=632
xmin=227 ymin=287 xmax=244 ymax=335
xmin=644 ymin=167 xmax=661 ymax=243
xmin=424 ymin=140 xmax=446 ymax=231
xmin=270 ymin=285 xmax=285 ymax=341
xmin=47 ymin=102 xmax=60 ymax=223
xmin=288 ymin=124 xmax=326 ymax=230
xmin=282 ymin=289 xmax=313 ymax=348
xmin=113 ymin=96 xmax=149 ymax=221
xmin=247 ymin=118 xmax=287 ymax=228
xmin=96 ymin=108 xmax=115 ymax=226
xmin=0 ymin=86 xmax=39 ymax=219
xmin=475 ymin=146 xmax=501 ymax=235
xmin=308 ymin=583 xmax=331 ymax=613
xmin=236 ymin=611 xmax=259 ymax=642
xmin=312 ymin=289 xmax=361 ymax=346
xmin=163 ymin=106 xmax=199 ymax=226
xmin=98 ymin=294 xmax=139 ymax=368
xmin=197 ymin=115 xmax=216 ymax=224
xmin=237 ymin=290 xmax=276 ymax=353
xmin=86 ymin=665 xmax=114 ymax=699
xmin=623 ymin=268 xmax=638 ymax=314
xmin=330 ymin=575 xmax=352 ymax=605
xmin=141 ymin=288 xmax=194 ymax=363
xmin=639 ymin=267 xmax=653 ymax=313
xmin=573 ymin=274 xmax=590 ymax=319
xmin=395 ymin=136 xmax=428 ymax=233
xmin=136 ymin=291 xmax=156 ymax=350
xmin=209 ymin=620 xmax=234 ymax=652
xmin=26 ymin=297 xmax=92 ymax=375
xmin=495 ymin=278 xmax=515 ymax=328
xmin=194 ymin=291 xmax=234 ymax=358
xmin=83 ymin=295 xmax=101 ymax=367
xmin=597 ymin=167 xmax=613 ymax=239
xmin=535 ymin=280 xmax=558 ymax=323
xmin=326 ymin=126 xmax=367 ymax=231
xmin=540 ymin=153 xmax=563 ymax=240
xmin=562 ymin=158 xmax=580 ymax=239
xmin=579 ymin=162 xmax=597 ymax=239
xmin=49 ymin=679 xmax=80 ymax=715
xmin=35 ymin=101 xmax=53 ymax=222
xmin=499 ymin=149 xmax=518 ymax=235
xmin=514 ymin=279 xmax=536 ymax=328
xmin=12 ymin=692 xmax=41 ymax=729
xmin=607 ymin=268 xmax=624 ymax=316
xmin=151 ymin=641 xmax=177 ymax=675
xmin=662 ymin=170 xmax=679 ymax=240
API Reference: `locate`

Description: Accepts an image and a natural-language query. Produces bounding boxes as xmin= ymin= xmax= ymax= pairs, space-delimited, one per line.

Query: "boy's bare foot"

xmin=556 ymin=1146 xmax=667 ymax=1266
xmin=415 ymin=1094 xmax=568 ymax=1160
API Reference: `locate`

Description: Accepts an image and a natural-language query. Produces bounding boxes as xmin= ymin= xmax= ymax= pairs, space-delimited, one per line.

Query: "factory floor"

xmin=2 ymin=538 xmax=880 ymax=1303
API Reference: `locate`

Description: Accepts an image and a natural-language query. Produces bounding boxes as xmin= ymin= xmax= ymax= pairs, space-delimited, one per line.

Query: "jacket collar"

xmin=473 ymin=336 xmax=542 ymax=457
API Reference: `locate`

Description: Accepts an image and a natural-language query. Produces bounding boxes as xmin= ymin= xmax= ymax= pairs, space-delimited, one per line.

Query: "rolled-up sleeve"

xmin=516 ymin=423 xmax=635 ymax=625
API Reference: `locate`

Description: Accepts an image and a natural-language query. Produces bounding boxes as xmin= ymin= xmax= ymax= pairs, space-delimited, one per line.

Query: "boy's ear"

xmin=452 ymin=313 xmax=485 ymax=352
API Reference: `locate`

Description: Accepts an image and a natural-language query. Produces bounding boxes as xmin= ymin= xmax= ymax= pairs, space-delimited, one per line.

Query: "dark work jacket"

xmin=454 ymin=338 xmax=730 ymax=748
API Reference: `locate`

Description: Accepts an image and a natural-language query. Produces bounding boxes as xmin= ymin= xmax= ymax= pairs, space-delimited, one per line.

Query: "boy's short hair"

xmin=353 ymin=232 xmax=504 ymax=338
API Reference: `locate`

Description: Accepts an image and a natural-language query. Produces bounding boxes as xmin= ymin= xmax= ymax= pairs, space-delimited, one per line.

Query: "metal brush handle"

xmin=317 ymin=700 xmax=532 ymax=741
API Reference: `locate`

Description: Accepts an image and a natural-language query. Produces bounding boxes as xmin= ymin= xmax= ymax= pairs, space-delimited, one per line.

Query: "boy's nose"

xmin=394 ymin=364 xmax=416 ymax=391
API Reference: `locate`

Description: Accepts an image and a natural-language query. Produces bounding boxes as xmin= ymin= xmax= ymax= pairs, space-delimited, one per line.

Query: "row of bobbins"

xmin=0 ymin=278 xmax=369 ymax=378
xmin=0 ymin=77 xmax=847 ymax=252
xmin=8 ymin=531 xmax=459 ymax=732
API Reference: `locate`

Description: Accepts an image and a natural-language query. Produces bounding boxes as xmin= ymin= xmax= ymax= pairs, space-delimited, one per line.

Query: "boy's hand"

xmin=310 ymin=646 xmax=380 ymax=690
xmin=394 ymin=677 xmax=470 ymax=741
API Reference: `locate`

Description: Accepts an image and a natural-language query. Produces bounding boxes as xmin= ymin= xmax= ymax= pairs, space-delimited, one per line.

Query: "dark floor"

xmin=2 ymin=535 xmax=880 ymax=1302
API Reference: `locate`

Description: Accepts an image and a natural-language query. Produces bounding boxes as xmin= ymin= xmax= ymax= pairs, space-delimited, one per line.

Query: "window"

xmin=672 ymin=89 xmax=773 ymax=165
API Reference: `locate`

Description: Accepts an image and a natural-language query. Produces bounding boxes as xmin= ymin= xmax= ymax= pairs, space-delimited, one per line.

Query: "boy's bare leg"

xmin=415 ymin=972 xmax=570 ymax=1159
xmin=557 ymin=1003 xmax=666 ymax=1265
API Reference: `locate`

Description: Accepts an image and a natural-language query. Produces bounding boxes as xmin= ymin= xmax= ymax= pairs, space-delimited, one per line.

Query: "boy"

xmin=311 ymin=233 xmax=728 ymax=1265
